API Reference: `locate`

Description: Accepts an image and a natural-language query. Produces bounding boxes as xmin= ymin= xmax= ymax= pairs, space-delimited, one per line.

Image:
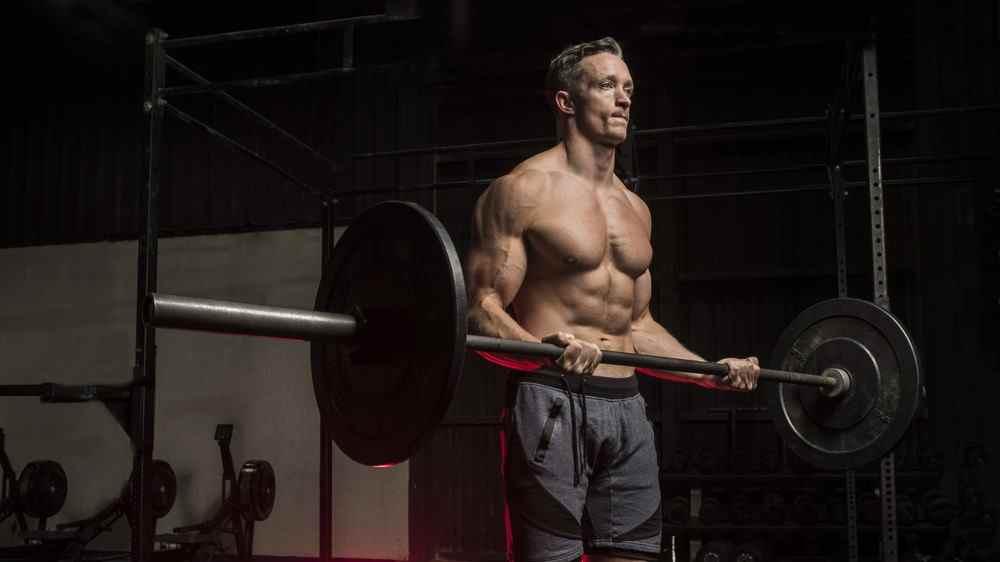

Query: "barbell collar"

xmin=818 ymin=367 xmax=852 ymax=398
xmin=146 ymin=293 xmax=357 ymax=340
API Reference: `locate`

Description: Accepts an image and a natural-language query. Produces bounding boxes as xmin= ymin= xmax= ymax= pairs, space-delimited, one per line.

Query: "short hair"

xmin=545 ymin=37 xmax=624 ymax=104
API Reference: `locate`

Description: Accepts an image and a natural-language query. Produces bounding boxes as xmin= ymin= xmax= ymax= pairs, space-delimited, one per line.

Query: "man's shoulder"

xmin=487 ymin=166 xmax=553 ymax=203
xmin=616 ymin=180 xmax=652 ymax=231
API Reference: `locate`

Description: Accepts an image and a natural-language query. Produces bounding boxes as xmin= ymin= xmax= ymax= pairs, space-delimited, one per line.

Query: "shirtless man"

xmin=465 ymin=38 xmax=761 ymax=562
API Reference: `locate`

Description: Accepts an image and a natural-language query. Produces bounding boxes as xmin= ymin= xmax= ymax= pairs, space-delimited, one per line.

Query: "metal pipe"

xmin=134 ymin=27 xmax=167 ymax=562
xmin=162 ymin=15 xmax=403 ymax=49
xmin=639 ymin=163 xmax=825 ymax=182
xmin=353 ymin=136 xmax=552 ymax=159
xmin=0 ymin=385 xmax=46 ymax=397
xmin=465 ymin=335 xmax=837 ymax=388
xmin=40 ymin=384 xmax=132 ymax=403
xmin=147 ymin=293 xmax=838 ymax=390
xmin=161 ymin=67 xmax=355 ymax=96
xmin=325 ymin=173 xmax=974 ymax=203
xmin=351 ymin=103 xmax=1000 ymax=160
xmin=164 ymin=54 xmax=342 ymax=172
xmin=880 ymin=103 xmax=1000 ymax=120
xmin=334 ymin=178 xmax=492 ymax=198
xmin=162 ymin=102 xmax=330 ymax=200
xmin=617 ymin=154 xmax=986 ymax=185
xmin=638 ymin=177 xmax=975 ymax=203
xmin=636 ymin=115 xmax=827 ymax=137
xmin=146 ymin=293 xmax=357 ymax=340
xmin=844 ymin=152 xmax=994 ymax=168
xmin=644 ymin=184 xmax=830 ymax=202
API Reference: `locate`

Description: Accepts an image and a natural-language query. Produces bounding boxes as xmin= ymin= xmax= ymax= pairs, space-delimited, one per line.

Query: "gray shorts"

xmin=503 ymin=370 xmax=661 ymax=562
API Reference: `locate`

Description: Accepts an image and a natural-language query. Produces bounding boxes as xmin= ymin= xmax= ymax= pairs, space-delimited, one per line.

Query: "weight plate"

xmin=768 ymin=298 xmax=922 ymax=470
xmin=17 ymin=460 xmax=67 ymax=518
xmin=313 ymin=201 xmax=467 ymax=466
xmin=124 ymin=459 xmax=177 ymax=519
xmin=151 ymin=460 xmax=177 ymax=519
xmin=238 ymin=459 xmax=276 ymax=521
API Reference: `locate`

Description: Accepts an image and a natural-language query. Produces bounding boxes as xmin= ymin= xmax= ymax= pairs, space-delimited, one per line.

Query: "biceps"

xmin=465 ymin=236 xmax=528 ymax=308
xmin=632 ymin=270 xmax=653 ymax=322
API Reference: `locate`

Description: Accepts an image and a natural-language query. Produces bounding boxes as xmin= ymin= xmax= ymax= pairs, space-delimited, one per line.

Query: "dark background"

xmin=2 ymin=1 xmax=998 ymax=561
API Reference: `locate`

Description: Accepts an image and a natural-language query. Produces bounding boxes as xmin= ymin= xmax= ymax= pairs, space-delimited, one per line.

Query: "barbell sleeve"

xmin=147 ymin=293 xmax=839 ymax=391
xmin=147 ymin=293 xmax=358 ymax=340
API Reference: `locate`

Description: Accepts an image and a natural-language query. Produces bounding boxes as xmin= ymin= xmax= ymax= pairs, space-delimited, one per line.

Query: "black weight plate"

xmin=768 ymin=298 xmax=922 ymax=470
xmin=150 ymin=460 xmax=177 ymax=519
xmin=313 ymin=201 xmax=467 ymax=466
xmin=124 ymin=459 xmax=177 ymax=519
xmin=238 ymin=460 xmax=276 ymax=521
xmin=17 ymin=460 xmax=67 ymax=518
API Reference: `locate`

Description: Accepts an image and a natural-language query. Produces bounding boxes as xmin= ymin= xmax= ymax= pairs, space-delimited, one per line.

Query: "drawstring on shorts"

xmin=558 ymin=374 xmax=588 ymax=487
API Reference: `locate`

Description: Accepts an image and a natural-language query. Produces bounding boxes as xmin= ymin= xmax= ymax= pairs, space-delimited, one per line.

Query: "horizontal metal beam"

xmin=0 ymin=385 xmax=46 ymax=397
xmin=0 ymin=383 xmax=131 ymax=401
xmin=161 ymin=67 xmax=354 ymax=96
xmin=880 ymin=103 xmax=1000 ymax=120
xmin=353 ymin=137 xmax=552 ymax=159
xmin=162 ymin=15 xmax=406 ymax=49
xmin=333 ymin=178 xmax=493 ymax=198
xmin=352 ymin=103 xmax=1000 ymax=160
xmin=326 ymin=172 xmax=975 ymax=203
xmin=642 ymin=176 xmax=975 ymax=202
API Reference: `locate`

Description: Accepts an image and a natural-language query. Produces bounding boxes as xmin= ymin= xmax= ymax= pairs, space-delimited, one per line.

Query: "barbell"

xmin=146 ymin=201 xmax=922 ymax=470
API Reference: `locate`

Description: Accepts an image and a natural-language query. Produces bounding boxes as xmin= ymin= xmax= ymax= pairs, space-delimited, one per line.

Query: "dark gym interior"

xmin=1 ymin=1 xmax=997 ymax=561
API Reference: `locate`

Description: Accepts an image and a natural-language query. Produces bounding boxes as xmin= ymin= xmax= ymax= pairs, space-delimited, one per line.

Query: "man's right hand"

xmin=542 ymin=332 xmax=603 ymax=375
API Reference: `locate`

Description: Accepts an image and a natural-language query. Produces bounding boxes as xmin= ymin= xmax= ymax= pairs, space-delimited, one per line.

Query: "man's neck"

xmin=561 ymin=132 xmax=617 ymax=187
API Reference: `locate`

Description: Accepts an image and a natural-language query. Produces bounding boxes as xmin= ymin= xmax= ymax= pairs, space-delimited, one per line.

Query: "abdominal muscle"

xmin=511 ymin=266 xmax=639 ymax=378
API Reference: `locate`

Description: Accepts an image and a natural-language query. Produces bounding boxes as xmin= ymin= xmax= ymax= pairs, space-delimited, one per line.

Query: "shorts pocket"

xmin=533 ymin=401 xmax=563 ymax=463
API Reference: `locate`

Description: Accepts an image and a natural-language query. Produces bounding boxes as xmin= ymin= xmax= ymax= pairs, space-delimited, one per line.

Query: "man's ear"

xmin=554 ymin=90 xmax=575 ymax=116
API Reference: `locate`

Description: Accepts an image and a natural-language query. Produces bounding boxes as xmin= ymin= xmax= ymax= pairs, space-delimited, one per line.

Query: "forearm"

xmin=468 ymin=294 xmax=540 ymax=343
xmin=631 ymin=317 xmax=729 ymax=387
xmin=631 ymin=318 xmax=705 ymax=362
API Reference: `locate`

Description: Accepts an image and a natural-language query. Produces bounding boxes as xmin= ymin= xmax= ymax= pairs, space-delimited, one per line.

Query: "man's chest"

xmin=526 ymin=189 xmax=652 ymax=277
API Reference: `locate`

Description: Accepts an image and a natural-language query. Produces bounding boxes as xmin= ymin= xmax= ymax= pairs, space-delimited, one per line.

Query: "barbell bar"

xmin=146 ymin=293 xmax=843 ymax=392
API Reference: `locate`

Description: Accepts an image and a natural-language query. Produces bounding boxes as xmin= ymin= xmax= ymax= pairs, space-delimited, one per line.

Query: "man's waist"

xmin=508 ymin=368 xmax=639 ymax=398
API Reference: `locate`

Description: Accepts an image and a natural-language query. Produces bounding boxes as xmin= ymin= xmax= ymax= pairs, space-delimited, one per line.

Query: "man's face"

xmin=570 ymin=52 xmax=633 ymax=145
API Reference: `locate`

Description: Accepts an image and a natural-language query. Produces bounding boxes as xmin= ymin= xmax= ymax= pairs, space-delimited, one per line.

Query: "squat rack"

xmin=131 ymin=15 xmax=998 ymax=562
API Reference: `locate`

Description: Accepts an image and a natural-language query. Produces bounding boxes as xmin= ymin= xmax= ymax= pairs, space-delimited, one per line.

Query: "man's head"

xmin=545 ymin=37 xmax=633 ymax=145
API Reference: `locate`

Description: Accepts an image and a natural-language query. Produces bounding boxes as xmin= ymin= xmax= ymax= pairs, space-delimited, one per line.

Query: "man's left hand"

xmin=717 ymin=357 xmax=760 ymax=391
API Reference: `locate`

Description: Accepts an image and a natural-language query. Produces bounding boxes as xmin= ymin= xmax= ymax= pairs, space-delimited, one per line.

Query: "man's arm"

xmin=631 ymin=271 xmax=758 ymax=391
xmin=626 ymin=192 xmax=759 ymax=390
xmin=465 ymin=172 xmax=543 ymax=343
xmin=466 ymin=171 xmax=603 ymax=374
